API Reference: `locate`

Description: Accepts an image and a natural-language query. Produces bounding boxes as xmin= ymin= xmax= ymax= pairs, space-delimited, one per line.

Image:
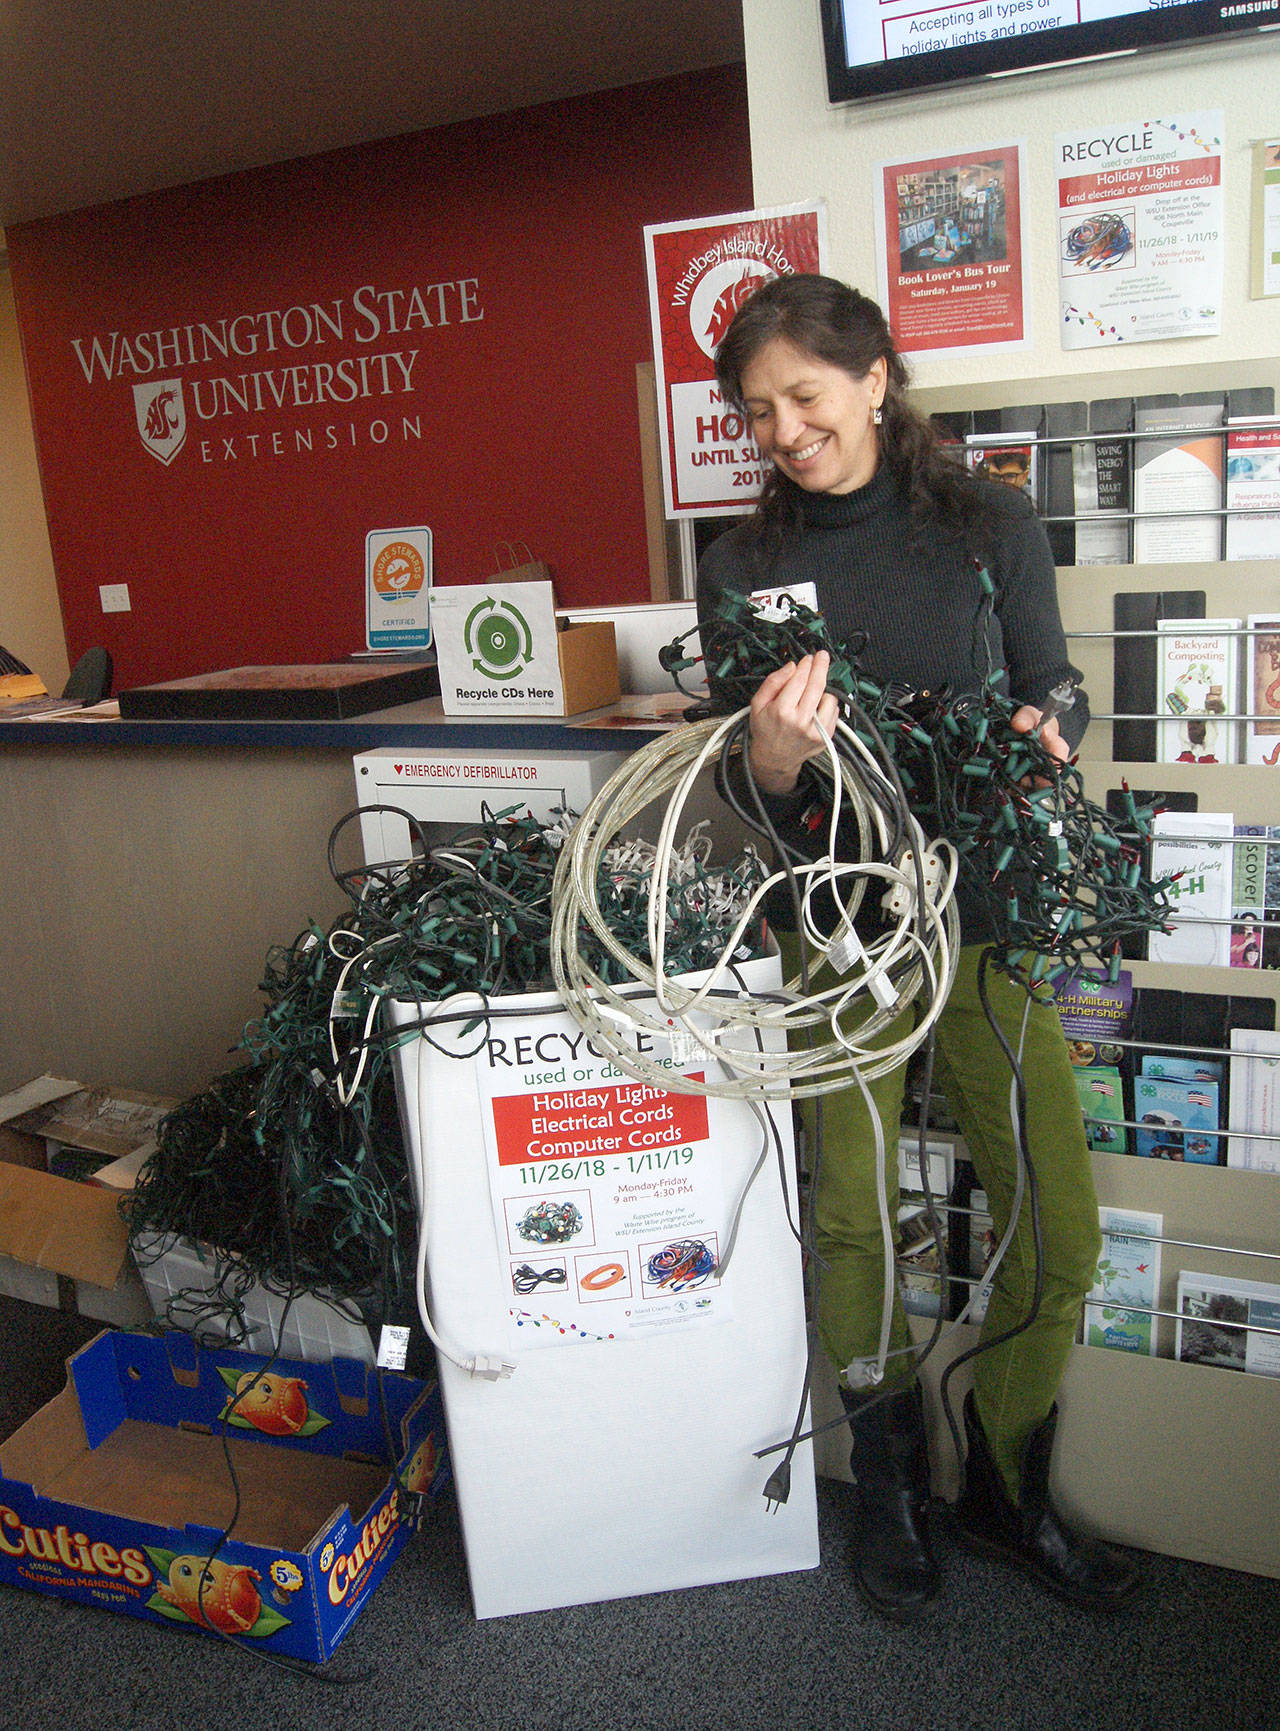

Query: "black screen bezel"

xmin=820 ymin=0 xmax=1272 ymax=104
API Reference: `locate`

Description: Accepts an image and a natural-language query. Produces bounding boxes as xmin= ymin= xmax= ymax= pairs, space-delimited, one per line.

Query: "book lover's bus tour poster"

xmin=1056 ymin=112 xmax=1224 ymax=348
xmin=643 ymin=202 xmax=827 ymax=517
xmin=874 ymin=142 xmax=1028 ymax=360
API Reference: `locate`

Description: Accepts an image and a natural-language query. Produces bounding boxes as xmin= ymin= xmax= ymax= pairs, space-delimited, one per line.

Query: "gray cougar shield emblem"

xmin=133 ymin=379 xmax=187 ymax=465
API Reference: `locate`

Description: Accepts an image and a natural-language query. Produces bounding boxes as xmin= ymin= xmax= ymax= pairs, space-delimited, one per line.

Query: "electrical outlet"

xmin=99 ymin=584 xmax=131 ymax=613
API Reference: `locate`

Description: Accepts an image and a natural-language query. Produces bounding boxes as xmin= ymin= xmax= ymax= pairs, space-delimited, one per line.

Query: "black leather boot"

xmin=843 ymin=1383 xmax=940 ymax=1622
xmin=951 ymin=1391 xmax=1141 ymax=1609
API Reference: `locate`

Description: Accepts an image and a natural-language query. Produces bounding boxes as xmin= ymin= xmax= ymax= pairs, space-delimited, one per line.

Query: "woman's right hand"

xmin=747 ymin=651 xmax=839 ymax=796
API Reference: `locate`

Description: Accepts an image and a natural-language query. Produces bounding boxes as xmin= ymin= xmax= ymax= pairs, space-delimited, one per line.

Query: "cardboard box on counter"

xmin=0 ymin=1330 xmax=449 ymax=1663
xmin=0 ymin=1075 xmax=167 ymax=1324
xmin=431 ymin=578 xmax=620 ymax=717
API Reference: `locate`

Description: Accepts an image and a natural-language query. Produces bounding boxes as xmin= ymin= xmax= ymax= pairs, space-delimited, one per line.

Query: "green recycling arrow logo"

xmin=463 ymin=594 xmax=534 ymax=682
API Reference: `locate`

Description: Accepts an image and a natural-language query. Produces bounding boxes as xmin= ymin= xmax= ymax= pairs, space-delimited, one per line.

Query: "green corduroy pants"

xmin=786 ymin=937 xmax=1102 ymax=1497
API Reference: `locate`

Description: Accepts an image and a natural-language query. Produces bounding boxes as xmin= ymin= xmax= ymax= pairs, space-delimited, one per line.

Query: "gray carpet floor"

xmin=2 ymin=1296 xmax=1277 ymax=1731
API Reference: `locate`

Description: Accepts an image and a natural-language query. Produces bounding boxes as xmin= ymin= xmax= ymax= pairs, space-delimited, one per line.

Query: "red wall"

xmin=8 ymin=69 xmax=751 ymax=691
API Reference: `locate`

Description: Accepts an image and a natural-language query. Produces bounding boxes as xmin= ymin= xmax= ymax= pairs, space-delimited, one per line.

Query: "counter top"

xmin=0 ymin=693 xmax=693 ymax=753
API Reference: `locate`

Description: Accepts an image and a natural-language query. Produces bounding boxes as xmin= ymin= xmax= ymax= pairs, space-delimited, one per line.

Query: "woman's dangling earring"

xmin=873 ymin=404 xmax=883 ymax=425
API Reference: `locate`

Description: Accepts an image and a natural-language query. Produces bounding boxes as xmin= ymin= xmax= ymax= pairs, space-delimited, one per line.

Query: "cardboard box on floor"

xmin=0 ymin=1330 xmax=449 ymax=1662
xmin=3 ymin=1074 xmax=178 ymax=1172
xmin=0 ymin=1078 xmax=375 ymax=1357
xmin=0 ymin=1075 xmax=171 ymax=1324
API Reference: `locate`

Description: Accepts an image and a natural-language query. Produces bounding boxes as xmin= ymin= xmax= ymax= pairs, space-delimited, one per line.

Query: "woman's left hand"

xmin=1010 ymin=704 xmax=1069 ymax=776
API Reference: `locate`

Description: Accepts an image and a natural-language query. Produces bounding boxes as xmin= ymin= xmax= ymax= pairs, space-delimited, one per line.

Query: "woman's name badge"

xmin=748 ymin=582 xmax=819 ymax=620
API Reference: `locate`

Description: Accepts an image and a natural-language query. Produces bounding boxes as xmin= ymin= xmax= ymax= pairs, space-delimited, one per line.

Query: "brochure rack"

xmin=852 ymin=355 xmax=1280 ymax=1580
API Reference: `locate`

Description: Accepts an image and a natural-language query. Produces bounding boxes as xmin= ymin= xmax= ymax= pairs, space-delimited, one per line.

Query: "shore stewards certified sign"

xmin=365 ymin=527 xmax=432 ymax=650
xmin=643 ymin=202 xmax=827 ymax=517
xmin=432 ymin=578 xmax=565 ymax=714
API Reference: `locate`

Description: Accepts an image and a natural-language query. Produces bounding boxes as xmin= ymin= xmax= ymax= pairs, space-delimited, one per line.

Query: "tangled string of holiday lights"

xmin=658 ymin=586 xmax=1175 ymax=986
xmin=124 ymin=803 xmax=770 ymax=1337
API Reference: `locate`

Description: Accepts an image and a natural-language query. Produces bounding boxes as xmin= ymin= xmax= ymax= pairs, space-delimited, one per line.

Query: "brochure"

xmin=1085 ymin=1207 xmax=1162 ymax=1355
xmin=965 ymin=432 xmax=1038 ymax=502
xmin=1140 ymin=1052 xmax=1223 ymax=1087
xmin=1147 ymin=812 xmax=1234 ymax=969
xmin=1227 ymin=1028 xmax=1280 ymax=1174
xmin=1052 ymin=966 xmax=1133 ymax=1070
xmin=1244 ymin=616 xmax=1280 ymax=768
xmin=1176 ymin=1271 xmax=1280 ymax=1377
xmin=1073 ymin=1065 xmax=1128 ymax=1154
xmin=1133 ymin=397 xmax=1224 ymax=565
xmin=1155 ymin=618 xmax=1240 ymax=765
xmin=1132 ymin=1073 xmax=1220 ymax=1164
xmin=1231 ymin=824 xmax=1268 ymax=968
xmin=1225 ymin=418 xmax=1280 ymax=561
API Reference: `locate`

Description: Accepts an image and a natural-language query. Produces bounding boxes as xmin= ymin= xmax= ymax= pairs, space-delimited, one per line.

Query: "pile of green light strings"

xmin=123 ymin=804 xmax=768 ymax=1341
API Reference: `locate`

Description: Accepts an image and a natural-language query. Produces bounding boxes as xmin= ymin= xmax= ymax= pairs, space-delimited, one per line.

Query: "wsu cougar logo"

xmin=133 ymin=379 xmax=187 ymax=465
xmin=703 ymin=269 xmax=772 ymax=350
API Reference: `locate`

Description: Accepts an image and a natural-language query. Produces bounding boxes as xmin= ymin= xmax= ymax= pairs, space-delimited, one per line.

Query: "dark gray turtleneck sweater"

xmin=697 ymin=464 xmax=1086 ymax=738
xmin=695 ymin=464 xmax=1088 ymax=942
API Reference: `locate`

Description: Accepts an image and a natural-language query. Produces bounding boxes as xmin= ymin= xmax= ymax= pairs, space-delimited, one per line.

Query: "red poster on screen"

xmin=875 ymin=143 xmax=1027 ymax=359
xmin=644 ymin=202 xmax=827 ymax=517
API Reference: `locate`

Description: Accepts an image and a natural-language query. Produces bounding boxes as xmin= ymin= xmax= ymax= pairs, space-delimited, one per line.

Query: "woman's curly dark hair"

xmin=713 ymin=273 xmax=997 ymax=561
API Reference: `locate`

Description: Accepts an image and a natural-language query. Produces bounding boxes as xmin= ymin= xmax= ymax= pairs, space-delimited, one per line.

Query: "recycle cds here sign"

xmin=431 ymin=579 xmax=564 ymax=715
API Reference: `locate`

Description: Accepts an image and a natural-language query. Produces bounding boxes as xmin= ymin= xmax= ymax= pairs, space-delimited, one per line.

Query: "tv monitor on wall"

xmin=821 ymin=0 xmax=1277 ymax=104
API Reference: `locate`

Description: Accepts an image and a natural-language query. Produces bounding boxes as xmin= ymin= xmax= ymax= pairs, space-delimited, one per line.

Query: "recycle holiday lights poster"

xmin=1056 ymin=112 xmax=1224 ymax=347
xmin=476 ymin=1024 xmax=742 ymax=1347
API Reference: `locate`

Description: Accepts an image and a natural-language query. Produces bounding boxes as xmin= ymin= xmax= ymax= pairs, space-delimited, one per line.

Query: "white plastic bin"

xmin=389 ymin=951 xmax=819 ymax=1617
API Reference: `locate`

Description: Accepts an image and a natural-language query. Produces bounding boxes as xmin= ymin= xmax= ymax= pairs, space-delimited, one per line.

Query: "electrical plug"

xmin=881 ymin=846 xmax=948 ymax=919
xmin=1033 ymin=679 xmax=1077 ymax=740
xmin=843 ymin=1356 xmax=884 ymax=1391
xmin=762 ymin=1460 xmax=791 ymax=1510
xmin=921 ymin=845 xmax=946 ymax=896
xmin=881 ymin=875 xmax=915 ymax=919
xmin=469 ymin=1354 xmax=517 ymax=1381
xmin=398 ymin=1489 xmax=430 ymax=1529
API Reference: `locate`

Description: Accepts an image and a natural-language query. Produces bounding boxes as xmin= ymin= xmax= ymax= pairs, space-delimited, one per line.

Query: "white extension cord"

xmin=550 ymin=707 xmax=961 ymax=1101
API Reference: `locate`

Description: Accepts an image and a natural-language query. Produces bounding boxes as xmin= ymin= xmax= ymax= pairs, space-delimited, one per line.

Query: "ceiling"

xmin=0 ymin=0 xmax=745 ymax=236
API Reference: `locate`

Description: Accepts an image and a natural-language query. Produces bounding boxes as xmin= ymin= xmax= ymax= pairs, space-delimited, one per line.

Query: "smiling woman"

xmin=738 ymin=337 xmax=885 ymax=496
xmin=696 ymin=271 xmax=1139 ymax=1626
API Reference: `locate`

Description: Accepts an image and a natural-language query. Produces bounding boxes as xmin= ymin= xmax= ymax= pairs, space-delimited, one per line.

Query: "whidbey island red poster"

xmin=644 ymin=204 xmax=827 ymax=517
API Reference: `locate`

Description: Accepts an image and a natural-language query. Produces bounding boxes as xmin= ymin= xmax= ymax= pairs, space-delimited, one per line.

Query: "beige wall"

xmin=740 ymin=8 xmax=1280 ymax=391
xmin=0 ymin=744 xmax=356 ymax=1098
xmin=0 ymin=255 xmax=66 ymax=692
